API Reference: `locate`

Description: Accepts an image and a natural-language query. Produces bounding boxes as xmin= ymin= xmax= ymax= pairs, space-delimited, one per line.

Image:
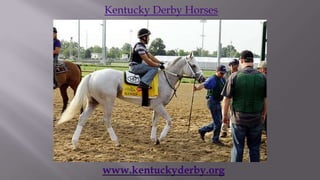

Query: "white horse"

xmin=56 ymin=54 xmax=206 ymax=148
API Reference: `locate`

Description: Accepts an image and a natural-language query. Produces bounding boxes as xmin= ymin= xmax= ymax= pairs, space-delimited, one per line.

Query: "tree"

xmin=222 ymin=45 xmax=237 ymax=57
xmin=121 ymin=43 xmax=132 ymax=55
xmin=149 ymin=38 xmax=166 ymax=55
xmin=107 ymin=47 xmax=121 ymax=58
xmin=166 ymin=49 xmax=190 ymax=56
xmin=178 ymin=49 xmax=189 ymax=56
xmin=77 ymin=46 xmax=86 ymax=59
xmin=89 ymin=45 xmax=102 ymax=53
xmin=212 ymin=45 xmax=239 ymax=58
xmin=234 ymin=52 xmax=240 ymax=58
xmin=60 ymin=40 xmax=70 ymax=58
xmin=166 ymin=50 xmax=177 ymax=56
xmin=192 ymin=48 xmax=201 ymax=56
xmin=60 ymin=40 xmax=81 ymax=59
xmin=212 ymin=51 xmax=218 ymax=57
xmin=202 ymin=50 xmax=210 ymax=57
xmin=84 ymin=49 xmax=91 ymax=59
xmin=192 ymin=48 xmax=210 ymax=57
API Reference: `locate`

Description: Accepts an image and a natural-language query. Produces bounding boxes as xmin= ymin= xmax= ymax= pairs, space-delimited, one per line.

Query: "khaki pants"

xmin=221 ymin=101 xmax=233 ymax=134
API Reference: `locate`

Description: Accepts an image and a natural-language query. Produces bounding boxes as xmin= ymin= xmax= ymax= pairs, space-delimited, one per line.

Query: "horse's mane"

xmin=167 ymin=56 xmax=182 ymax=68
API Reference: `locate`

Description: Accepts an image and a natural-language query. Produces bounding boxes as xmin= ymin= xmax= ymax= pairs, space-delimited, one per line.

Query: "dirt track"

xmin=53 ymin=83 xmax=267 ymax=162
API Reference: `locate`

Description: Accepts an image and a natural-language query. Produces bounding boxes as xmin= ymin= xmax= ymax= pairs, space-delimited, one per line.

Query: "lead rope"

xmin=187 ymin=78 xmax=196 ymax=133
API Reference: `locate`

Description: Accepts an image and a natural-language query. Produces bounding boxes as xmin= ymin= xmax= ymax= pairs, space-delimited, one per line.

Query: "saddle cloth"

xmin=55 ymin=61 xmax=68 ymax=74
xmin=122 ymin=71 xmax=159 ymax=98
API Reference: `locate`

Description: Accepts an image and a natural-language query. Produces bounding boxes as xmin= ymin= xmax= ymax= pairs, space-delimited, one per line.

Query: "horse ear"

xmin=189 ymin=52 xmax=194 ymax=58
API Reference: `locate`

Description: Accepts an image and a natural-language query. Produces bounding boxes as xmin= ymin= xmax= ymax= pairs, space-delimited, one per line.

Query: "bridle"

xmin=185 ymin=60 xmax=204 ymax=81
xmin=162 ymin=57 xmax=203 ymax=102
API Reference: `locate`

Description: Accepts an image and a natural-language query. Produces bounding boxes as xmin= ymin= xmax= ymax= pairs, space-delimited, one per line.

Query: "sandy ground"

xmin=53 ymin=83 xmax=267 ymax=162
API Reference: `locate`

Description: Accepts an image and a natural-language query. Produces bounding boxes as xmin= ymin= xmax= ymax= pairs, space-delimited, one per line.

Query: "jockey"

xmin=129 ymin=28 xmax=165 ymax=89
xmin=53 ymin=27 xmax=61 ymax=89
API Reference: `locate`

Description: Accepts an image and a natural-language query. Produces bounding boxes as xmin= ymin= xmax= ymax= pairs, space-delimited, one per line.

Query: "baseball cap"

xmin=257 ymin=61 xmax=267 ymax=69
xmin=240 ymin=50 xmax=254 ymax=61
xmin=217 ymin=65 xmax=227 ymax=73
xmin=228 ymin=59 xmax=239 ymax=66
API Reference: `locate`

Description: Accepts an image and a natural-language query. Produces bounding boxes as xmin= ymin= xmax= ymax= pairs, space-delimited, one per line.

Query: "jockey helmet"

xmin=138 ymin=28 xmax=151 ymax=39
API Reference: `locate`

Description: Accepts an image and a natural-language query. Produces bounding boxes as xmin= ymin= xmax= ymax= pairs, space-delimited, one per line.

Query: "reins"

xmin=163 ymin=70 xmax=182 ymax=103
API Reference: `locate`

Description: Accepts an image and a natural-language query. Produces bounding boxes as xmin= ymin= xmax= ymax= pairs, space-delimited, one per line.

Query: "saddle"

xmin=122 ymin=71 xmax=159 ymax=106
xmin=124 ymin=71 xmax=141 ymax=85
xmin=55 ymin=61 xmax=68 ymax=74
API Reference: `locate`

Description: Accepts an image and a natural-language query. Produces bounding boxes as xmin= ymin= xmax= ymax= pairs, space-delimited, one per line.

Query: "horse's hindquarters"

xmin=88 ymin=69 xmax=123 ymax=102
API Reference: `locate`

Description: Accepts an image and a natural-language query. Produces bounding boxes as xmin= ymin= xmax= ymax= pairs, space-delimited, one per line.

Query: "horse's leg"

xmin=72 ymin=101 xmax=97 ymax=149
xmin=102 ymin=99 xmax=120 ymax=147
xmin=150 ymin=110 xmax=160 ymax=144
xmin=153 ymin=105 xmax=172 ymax=144
xmin=59 ymin=84 xmax=69 ymax=113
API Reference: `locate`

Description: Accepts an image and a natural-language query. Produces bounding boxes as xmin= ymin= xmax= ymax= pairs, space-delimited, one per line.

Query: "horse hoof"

xmin=155 ymin=139 xmax=160 ymax=145
xmin=115 ymin=143 xmax=121 ymax=147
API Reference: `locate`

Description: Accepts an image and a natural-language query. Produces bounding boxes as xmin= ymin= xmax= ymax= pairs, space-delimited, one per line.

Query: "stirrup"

xmin=138 ymin=82 xmax=150 ymax=88
xmin=136 ymin=86 xmax=151 ymax=91
xmin=136 ymin=82 xmax=150 ymax=91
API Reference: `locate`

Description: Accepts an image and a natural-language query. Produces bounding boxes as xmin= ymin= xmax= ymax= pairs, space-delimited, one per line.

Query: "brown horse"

xmin=55 ymin=61 xmax=82 ymax=113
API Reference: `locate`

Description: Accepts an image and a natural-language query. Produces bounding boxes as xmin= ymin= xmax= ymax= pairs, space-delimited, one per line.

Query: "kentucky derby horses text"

xmin=104 ymin=5 xmax=218 ymax=16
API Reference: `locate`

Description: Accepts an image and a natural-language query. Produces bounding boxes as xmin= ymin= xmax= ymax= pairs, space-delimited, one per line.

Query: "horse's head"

xmin=183 ymin=53 xmax=206 ymax=83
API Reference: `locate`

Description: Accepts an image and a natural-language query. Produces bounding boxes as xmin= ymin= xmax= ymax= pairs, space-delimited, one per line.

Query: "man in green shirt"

xmin=221 ymin=50 xmax=267 ymax=162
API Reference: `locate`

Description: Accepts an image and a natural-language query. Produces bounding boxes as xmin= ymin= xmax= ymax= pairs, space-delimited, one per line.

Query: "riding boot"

xmin=141 ymin=87 xmax=150 ymax=106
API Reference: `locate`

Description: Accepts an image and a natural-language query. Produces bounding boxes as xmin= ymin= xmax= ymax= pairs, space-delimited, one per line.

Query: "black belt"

xmin=129 ymin=62 xmax=139 ymax=66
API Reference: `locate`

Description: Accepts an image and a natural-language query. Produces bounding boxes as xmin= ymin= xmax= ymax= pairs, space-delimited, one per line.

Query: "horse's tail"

xmin=57 ymin=73 xmax=91 ymax=125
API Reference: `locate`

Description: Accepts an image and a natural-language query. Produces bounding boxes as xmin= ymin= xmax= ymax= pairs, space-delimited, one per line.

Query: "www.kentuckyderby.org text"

xmin=102 ymin=165 xmax=225 ymax=176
